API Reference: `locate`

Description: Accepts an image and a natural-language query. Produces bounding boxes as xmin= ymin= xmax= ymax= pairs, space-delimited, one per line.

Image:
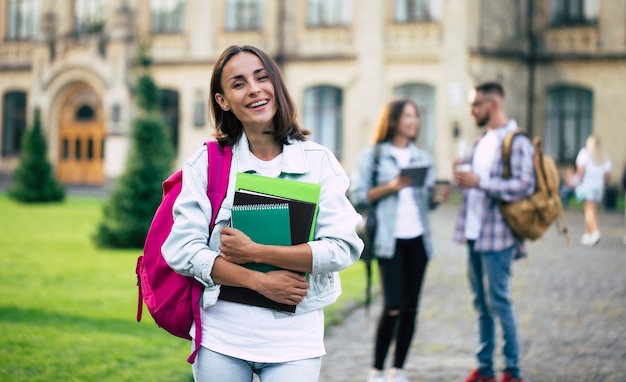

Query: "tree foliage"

xmin=94 ymin=58 xmax=174 ymax=248
xmin=9 ymin=109 xmax=65 ymax=203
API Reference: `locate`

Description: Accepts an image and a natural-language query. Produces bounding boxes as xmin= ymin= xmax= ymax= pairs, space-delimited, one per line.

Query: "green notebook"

xmin=234 ymin=190 xmax=317 ymax=245
xmin=230 ymin=202 xmax=291 ymax=273
xmin=219 ymin=173 xmax=321 ymax=312
xmin=235 ymin=172 xmax=321 ymax=241
xmin=223 ymin=202 xmax=297 ymax=312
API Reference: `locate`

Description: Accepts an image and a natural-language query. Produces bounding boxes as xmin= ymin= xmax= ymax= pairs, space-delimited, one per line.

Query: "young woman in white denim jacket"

xmin=349 ymin=99 xmax=445 ymax=382
xmin=162 ymin=45 xmax=363 ymax=382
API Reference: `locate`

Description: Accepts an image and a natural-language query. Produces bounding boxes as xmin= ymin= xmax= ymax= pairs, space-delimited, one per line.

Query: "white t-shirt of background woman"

xmin=390 ymin=145 xmax=424 ymax=239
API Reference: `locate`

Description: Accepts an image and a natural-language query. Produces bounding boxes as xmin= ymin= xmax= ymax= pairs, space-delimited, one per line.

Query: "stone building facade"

xmin=1 ymin=0 xmax=624 ymax=187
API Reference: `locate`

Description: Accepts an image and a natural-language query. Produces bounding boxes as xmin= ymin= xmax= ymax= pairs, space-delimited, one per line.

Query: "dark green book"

xmin=220 ymin=202 xmax=297 ymax=312
xmin=234 ymin=172 xmax=320 ymax=241
xmin=230 ymin=202 xmax=291 ymax=273
xmin=233 ymin=190 xmax=317 ymax=246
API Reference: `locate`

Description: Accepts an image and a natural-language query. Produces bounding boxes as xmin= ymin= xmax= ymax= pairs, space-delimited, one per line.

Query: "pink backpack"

xmin=136 ymin=141 xmax=232 ymax=364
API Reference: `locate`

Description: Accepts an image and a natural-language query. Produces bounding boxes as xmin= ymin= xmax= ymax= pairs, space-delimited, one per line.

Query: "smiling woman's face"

xmin=214 ymin=52 xmax=278 ymax=132
xmin=396 ymin=102 xmax=420 ymax=140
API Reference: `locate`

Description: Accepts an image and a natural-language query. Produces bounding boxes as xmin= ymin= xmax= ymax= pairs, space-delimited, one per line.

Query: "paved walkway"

xmin=320 ymin=204 xmax=626 ymax=382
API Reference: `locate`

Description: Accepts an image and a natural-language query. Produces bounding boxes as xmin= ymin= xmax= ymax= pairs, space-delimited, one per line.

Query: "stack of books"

xmin=219 ymin=172 xmax=321 ymax=312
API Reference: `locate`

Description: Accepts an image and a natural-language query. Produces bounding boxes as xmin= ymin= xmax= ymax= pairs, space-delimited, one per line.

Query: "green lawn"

xmin=0 ymin=193 xmax=376 ymax=381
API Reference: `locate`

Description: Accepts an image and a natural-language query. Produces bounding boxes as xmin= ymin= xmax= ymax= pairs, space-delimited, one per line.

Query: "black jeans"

xmin=373 ymin=236 xmax=429 ymax=370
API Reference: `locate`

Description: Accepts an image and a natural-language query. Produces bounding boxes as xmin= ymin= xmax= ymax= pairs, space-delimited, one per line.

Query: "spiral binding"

xmin=232 ymin=203 xmax=289 ymax=211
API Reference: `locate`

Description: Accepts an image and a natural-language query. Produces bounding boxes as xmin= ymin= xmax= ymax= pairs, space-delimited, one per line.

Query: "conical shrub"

xmin=94 ymin=70 xmax=175 ymax=248
xmin=9 ymin=109 xmax=65 ymax=203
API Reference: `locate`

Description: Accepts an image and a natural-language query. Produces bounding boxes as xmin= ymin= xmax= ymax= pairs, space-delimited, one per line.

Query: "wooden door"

xmin=57 ymin=86 xmax=105 ymax=185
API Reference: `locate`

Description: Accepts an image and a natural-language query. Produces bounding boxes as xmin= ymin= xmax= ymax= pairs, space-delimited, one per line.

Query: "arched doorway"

xmin=57 ymin=85 xmax=105 ymax=185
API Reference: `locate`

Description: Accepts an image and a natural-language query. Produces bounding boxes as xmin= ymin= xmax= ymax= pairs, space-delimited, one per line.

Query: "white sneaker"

xmin=580 ymin=233 xmax=591 ymax=245
xmin=367 ymin=369 xmax=385 ymax=382
xmin=589 ymin=231 xmax=601 ymax=246
xmin=387 ymin=368 xmax=410 ymax=382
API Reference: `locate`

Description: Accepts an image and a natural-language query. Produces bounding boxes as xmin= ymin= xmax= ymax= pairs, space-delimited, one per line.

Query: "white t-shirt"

xmin=576 ymin=148 xmax=612 ymax=186
xmin=465 ymin=130 xmax=500 ymax=240
xmin=390 ymin=146 xmax=424 ymax=239
xmin=200 ymin=149 xmax=325 ymax=362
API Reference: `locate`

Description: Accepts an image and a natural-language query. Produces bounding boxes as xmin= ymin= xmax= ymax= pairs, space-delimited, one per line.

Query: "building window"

xmin=151 ymin=0 xmax=186 ymax=34
xmin=159 ymin=89 xmax=180 ymax=154
xmin=544 ymin=86 xmax=593 ymax=163
xmin=87 ymin=138 xmax=94 ymax=160
xmin=307 ymin=0 xmax=351 ymax=27
xmin=394 ymin=0 xmax=441 ymax=23
xmin=303 ymin=86 xmax=343 ymax=159
xmin=2 ymin=92 xmax=27 ymax=157
xmin=74 ymin=0 xmax=106 ymax=35
xmin=6 ymin=0 xmax=41 ymax=40
xmin=75 ymin=138 xmax=82 ymax=160
xmin=62 ymin=139 xmax=70 ymax=159
xmin=225 ymin=0 xmax=264 ymax=31
xmin=76 ymin=104 xmax=95 ymax=121
xmin=193 ymin=101 xmax=206 ymax=127
xmin=394 ymin=83 xmax=436 ymax=154
xmin=550 ymin=0 xmax=598 ymax=26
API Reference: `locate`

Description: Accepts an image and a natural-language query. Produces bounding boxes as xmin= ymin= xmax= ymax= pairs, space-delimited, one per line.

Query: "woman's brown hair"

xmin=371 ymin=99 xmax=420 ymax=144
xmin=209 ymin=45 xmax=309 ymax=147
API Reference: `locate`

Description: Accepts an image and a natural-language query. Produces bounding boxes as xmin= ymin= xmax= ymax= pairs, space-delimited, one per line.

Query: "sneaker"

xmin=501 ymin=371 xmax=523 ymax=382
xmin=589 ymin=231 xmax=601 ymax=246
xmin=387 ymin=368 xmax=410 ymax=382
xmin=367 ymin=369 xmax=385 ymax=382
xmin=464 ymin=369 xmax=496 ymax=382
xmin=581 ymin=233 xmax=591 ymax=245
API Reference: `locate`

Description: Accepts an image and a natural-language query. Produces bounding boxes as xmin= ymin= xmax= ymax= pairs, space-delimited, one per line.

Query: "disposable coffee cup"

xmin=434 ymin=180 xmax=451 ymax=202
xmin=455 ymin=163 xmax=472 ymax=173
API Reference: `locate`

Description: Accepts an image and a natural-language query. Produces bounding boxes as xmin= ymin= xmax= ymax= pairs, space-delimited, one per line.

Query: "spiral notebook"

xmin=222 ymin=202 xmax=297 ymax=312
xmin=219 ymin=173 xmax=320 ymax=313
xmin=230 ymin=202 xmax=292 ymax=273
xmin=233 ymin=190 xmax=317 ymax=246
xmin=234 ymin=172 xmax=321 ymax=241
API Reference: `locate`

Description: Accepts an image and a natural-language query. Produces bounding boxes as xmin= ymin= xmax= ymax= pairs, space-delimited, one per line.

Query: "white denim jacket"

xmin=162 ymin=134 xmax=364 ymax=317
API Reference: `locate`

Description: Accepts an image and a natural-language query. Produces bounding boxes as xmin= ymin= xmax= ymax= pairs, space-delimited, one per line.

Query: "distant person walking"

xmin=349 ymin=99 xmax=447 ymax=382
xmin=574 ymin=135 xmax=612 ymax=246
xmin=453 ymin=81 xmax=534 ymax=382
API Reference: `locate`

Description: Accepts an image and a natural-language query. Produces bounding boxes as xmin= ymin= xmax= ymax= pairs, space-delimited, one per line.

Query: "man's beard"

xmin=476 ymin=111 xmax=490 ymax=127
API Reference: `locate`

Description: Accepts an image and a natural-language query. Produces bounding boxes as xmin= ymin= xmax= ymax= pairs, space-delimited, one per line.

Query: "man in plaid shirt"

xmin=453 ymin=81 xmax=535 ymax=382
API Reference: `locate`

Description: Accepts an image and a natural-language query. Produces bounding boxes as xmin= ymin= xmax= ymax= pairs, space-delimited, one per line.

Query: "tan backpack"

xmin=499 ymin=130 xmax=571 ymax=245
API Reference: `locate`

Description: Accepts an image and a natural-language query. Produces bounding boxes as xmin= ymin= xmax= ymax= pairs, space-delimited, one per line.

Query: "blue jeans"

xmin=467 ymin=241 xmax=521 ymax=379
xmin=192 ymin=346 xmax=322 ymax=382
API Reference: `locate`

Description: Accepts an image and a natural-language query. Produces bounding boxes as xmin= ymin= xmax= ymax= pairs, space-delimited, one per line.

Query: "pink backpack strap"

xmin=187 ymin=140 xmax=232 ymax=364
xmin=188 ymin=284 xmax=202 ymax=364
xmin=206 ymin=141 xmax=233 ymax=232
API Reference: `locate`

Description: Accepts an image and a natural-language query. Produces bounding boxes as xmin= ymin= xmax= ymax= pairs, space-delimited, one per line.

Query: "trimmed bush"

xmin=94 ymin=68 xmax=174 ymax=248
xmin=9 ymin=109 xmax=65 ymax=203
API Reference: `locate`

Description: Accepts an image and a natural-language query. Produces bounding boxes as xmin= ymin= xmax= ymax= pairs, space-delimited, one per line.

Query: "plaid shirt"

xmin=453 ymin=121 xmax=535 ymax=259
